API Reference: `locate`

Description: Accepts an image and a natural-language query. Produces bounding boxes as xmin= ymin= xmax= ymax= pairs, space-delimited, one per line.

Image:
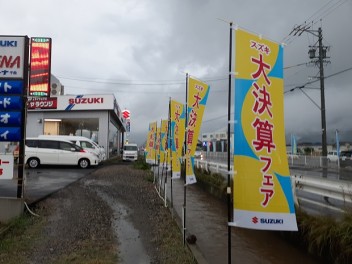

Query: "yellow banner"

xmin=232 ymin=28 xmax=297 ymax=231
xmin=145 ymin=121 xmax=157 ymax=164
xmin=185 ymin=77 xmax=210 ymax=185
xmin=170 ymin=100 xmax=185 ymax=179
xmin=159 ymin=119 xmax=169 ymax=166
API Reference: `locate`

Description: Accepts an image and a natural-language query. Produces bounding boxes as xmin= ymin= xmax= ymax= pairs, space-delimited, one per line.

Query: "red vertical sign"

xmin=29 ymin=37 xmax=52 ymax=97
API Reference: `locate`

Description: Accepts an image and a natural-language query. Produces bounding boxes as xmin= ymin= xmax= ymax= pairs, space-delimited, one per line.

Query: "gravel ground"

xmin=0 ymin=162 xmax=195 ymax=264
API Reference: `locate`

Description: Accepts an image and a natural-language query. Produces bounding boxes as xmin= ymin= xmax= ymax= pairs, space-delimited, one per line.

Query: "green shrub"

xmin=133 ymin=156 xmax=152 ymax=171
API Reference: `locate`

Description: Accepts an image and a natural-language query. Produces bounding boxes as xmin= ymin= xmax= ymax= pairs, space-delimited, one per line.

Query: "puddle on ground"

xmin=95 ymin=190 xmax=150 ymax=264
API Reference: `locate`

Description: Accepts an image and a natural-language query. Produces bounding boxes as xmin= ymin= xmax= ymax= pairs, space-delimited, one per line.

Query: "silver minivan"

xmin=25 ymin=137 xmax=99 ymax=169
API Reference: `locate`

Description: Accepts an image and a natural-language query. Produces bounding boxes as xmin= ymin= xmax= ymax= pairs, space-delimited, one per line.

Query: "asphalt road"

xmin=0 ymin=165 xmax=97 ymax=204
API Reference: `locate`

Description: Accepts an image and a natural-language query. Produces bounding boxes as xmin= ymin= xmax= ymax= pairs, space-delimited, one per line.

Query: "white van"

xmin=25 ymin=137 xmax=99 ymax=169
xmin=38 ymin=135 xmax=105 ymax=162
xmin=122 ymin=143 xmax=138 ymax=161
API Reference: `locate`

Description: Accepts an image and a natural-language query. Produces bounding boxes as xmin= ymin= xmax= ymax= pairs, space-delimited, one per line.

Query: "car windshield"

xmin=124 ymin=145 xmax=138 ymax=151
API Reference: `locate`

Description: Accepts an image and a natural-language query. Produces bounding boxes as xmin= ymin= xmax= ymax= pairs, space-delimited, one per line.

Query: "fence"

xmin=194 ymin=158 xmax=352 ymax=214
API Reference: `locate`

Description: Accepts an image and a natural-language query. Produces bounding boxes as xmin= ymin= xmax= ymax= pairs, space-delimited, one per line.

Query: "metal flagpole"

xmin=183 ymin=73 xmax=189 ymax=246
xmin=158 ymin=119 xmax=162 ymax=193
xmin=227 ymin=21 xmax=233 ymax=264
xmin=154 ymin=122 xmax=159 ymax=184
xmin=163 ymin=100 xmax=172 ymax=208
xmin=168 ymin=98 xmax=174 ymax=213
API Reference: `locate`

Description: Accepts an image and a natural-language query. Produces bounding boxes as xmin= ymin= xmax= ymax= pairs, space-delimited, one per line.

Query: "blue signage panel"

xmin=0 ymin=80 xmax=23 ymax=94
xmin=0 ymin=127 xmax=21 ymax=141
xmin=0 ymin=96 xmax=22 ymax=110
xmin=0 ymin=111 xmax=21 ymax=126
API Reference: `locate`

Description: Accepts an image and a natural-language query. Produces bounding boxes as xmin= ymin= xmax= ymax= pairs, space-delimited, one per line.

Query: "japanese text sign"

xmin=170 ymin=100 xmax=185 ymax=179
xmin=145 ymin=121 xmax=157 ymax=164
xmin=231 ymin=28 xmax=297 ymax=231
xmin=185 ymin=77 xmax=210 ymax=185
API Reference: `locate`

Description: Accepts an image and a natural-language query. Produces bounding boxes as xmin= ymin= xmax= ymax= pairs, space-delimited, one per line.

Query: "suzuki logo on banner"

xmin=122 ymin=109 xmax=130 ymax=119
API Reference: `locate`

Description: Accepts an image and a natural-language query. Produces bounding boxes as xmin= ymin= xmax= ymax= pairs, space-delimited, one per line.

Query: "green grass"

xmin=154 ymin=218 xmax=196 ymax=264
xmin=133 ymin=156 xmax=152 ymax=170
xmin=0 ymin=212 xmax=44 ymax=264
xmin=293 ymin=209 xmax=352 ymax=263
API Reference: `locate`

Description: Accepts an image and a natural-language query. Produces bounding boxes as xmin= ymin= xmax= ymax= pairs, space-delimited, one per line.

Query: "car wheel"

xmin=78 ymin=158 xmax=90 ymax=169
xmin=27 ymin=158 xmax=40 ymax=168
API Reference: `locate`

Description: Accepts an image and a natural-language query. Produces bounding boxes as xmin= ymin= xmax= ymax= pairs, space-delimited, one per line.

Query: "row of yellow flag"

xmin=144 ymin=76 xmax=210 ymax=185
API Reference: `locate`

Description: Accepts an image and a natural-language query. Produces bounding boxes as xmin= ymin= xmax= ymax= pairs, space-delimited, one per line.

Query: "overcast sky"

xmin=3 ymin=0 xmax=352 ymax=146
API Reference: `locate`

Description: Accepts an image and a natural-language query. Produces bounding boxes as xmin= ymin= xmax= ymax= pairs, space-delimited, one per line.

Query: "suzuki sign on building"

xmin=28 ymin=94 xmax=116 ymax=111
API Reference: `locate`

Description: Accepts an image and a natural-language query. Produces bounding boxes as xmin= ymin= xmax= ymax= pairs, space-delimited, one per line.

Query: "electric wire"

xmin=58 ymin=75 xmax=227 ymax=86
xmin=282 ymin=0 xmax=348 ymax=45
xmin=284 ymin=66 xmax=352 ymax=94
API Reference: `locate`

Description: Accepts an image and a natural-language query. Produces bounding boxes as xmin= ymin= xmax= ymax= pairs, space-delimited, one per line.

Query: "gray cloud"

xmin=3 ymin=0 xmax=352 ymax=146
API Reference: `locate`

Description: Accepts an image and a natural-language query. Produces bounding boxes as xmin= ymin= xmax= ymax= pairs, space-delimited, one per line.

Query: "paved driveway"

xmin=0 ymin=165 xmax=96 ymax=204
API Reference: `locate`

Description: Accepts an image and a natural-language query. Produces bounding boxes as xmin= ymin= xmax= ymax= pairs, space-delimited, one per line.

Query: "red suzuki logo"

xmin=122 ymin=110 xmax=130 ymax=119
xmin=252 ymin=216 xmax=258 ymax=224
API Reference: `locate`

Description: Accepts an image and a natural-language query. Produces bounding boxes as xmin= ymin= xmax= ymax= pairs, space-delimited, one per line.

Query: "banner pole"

xmin=153 ymin=122 xmax=158 ymax=183
xmin=17 ymin=36 xmax=29 ymax=199
xmin=158 ymin=119 xmax=162 ymax=193
xmin=183 ymin=73 xmax=189 ymax=246
xmin=227 ymin=22 xmax=233 ymax=264
xmin=168 ymin=98 xmax=174 ymax=213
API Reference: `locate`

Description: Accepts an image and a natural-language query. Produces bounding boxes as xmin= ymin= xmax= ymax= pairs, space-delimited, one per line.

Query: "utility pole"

xmin=316 ymin=27 xmax=328 ymax=158
xmin=291 ymin=25 xmax=329 ymax=158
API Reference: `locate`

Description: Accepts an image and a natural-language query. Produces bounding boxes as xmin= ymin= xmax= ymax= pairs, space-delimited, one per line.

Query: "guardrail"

xmin=203 ymin=152 xmax=341 ymax=169
xmin=293 ymin=174 xmax=352 ymax=213
xmin=194 ymin=159 xmax=352 ymax=214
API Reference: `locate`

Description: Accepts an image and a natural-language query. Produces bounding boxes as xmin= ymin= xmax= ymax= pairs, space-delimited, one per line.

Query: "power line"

xmin=282 ymin=0 xmax=348 ymax=45
xmin=57 ymin=75 xmax=227 ymax=86
xmin=284 ymin=66 xmax=352 ymax=94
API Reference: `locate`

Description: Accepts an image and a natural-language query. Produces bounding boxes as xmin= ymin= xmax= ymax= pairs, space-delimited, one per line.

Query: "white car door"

xmin=37 ymin=140 xmax=60 ymax=165
xmin=58 ymin=141 xmax=79 ymax=165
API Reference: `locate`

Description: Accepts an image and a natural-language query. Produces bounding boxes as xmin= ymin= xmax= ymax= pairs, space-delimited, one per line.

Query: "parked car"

xmin=38 ymin=135 xmax=106 ymax=162
xmin=25 ymin=137 xmax=100 ymax=169
xmin=194 ymin=148 xmax=204 ymax=160
xmin=339 ymin=150 xmax=352 ymax=168
xmin=327 ymin=151 xmax=339 ymax=162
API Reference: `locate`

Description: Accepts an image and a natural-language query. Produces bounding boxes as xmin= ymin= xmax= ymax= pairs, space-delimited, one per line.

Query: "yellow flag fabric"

xmin=145 ymin=121 xmax=157 ymax=164
xmin=159 ymin=119 xmax=169 ymax=166
xmin=231 ymin=28 xmax=297 ymax=231
xmin=170 ymin=100 xmax=185 ymax=179
xmin=185 ymin=77 xmax=210 ymax=185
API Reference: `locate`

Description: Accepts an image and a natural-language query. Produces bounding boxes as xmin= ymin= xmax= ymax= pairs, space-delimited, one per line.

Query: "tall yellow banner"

xmin=185 ymin=77 xmax=210 ymax=185
xmin=159 ymin=119 xmax=169 ymax=166
xmin=170 ymin=100 xmax=185 ymax=179
xmin=145 ymin=121 xmax=157 ymax=164
xmin=231 ymin=28 xmax=297 ymax=231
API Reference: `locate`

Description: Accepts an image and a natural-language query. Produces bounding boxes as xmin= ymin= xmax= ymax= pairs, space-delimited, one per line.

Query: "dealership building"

xmin=26 ymin=93 xmax=126 ymax=159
